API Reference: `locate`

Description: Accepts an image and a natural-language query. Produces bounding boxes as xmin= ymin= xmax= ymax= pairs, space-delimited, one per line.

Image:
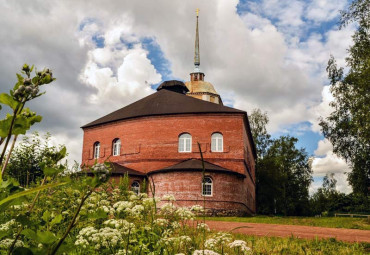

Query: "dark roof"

xmin=81 ymin=89 xmax=245 ymax=128
xmin=148 ymin=159 xmax=246 ymax=178
xmin=110 ymin=162 xmax=145 ymax=176
xmin=156 ymin=80 xmax=189 ymax=94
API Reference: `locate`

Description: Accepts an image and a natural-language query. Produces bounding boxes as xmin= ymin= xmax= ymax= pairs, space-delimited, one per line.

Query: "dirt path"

xmin=205 ymin=220 xmax=370 ymax=243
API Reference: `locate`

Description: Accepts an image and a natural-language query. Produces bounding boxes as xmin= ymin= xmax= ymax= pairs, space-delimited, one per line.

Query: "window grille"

xmin=202 ymin=177 xmax=213 ymax=196
xmin=211 ymin=133 xmax=223 ymax=152
xmin=112 ymin=139 xmax=121 ymax=156
xmin=179 ymin=133 xmax=192 ymax=152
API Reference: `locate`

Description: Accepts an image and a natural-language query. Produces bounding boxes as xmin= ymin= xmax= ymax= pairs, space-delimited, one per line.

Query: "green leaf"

xmin=36 ymin=230 xmax=57 ymax=244
xmin=0 ymin=117 xmax=12 ymax=136
xmin=22 ymin=229 xmax=37 ymax=241
xmin=12 ymin=114 xmax=42 ymax=135
xmin=20 ymin=229 xmax=58 ymax=245
xmin=16 ymin=73 xmax=24 ymax=83
xmin=0 ymin=181 xmax=68 ymax=211
xmin=43 ymin=167 xmax=60 ymax=177
xmin=87 ymin=209 xmax=108 ymax=219
xmin=16 ymin=214 xmax=33 ymax=227
xmin=0 ymin=93 xmax=18 ymax=110
xmin=32 ymin=76 xmax=39 ymax=85
xmin=42 ymin=74 xmax=52 ymax=84
xmin=13 ymin=247 xmax=34 ymax=255
xmin=42 ymin=210 xmax=51 ymax=222
xmin=50 ymin=214 xmax=62 ymax=226
xmin=0 ymin=231 xmax=7 ymax=239
xmin=58 ymin=146 xmax=67 ymax=160
xmin=28 ymin=115 xmax=42 ymax=126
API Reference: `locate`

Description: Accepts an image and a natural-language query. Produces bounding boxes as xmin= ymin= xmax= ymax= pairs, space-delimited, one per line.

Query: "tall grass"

xmin=202 ymin=216 xmax=370 ymax=230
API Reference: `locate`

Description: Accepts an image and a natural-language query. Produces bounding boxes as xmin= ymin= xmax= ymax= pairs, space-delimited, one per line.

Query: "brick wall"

xmin=150 ymin=171 xmax=254 ymax=215
xmin=82 ymin=113 xmax=256 ymax=214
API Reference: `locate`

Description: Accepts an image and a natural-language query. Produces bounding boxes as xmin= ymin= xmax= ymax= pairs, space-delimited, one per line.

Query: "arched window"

xmin=112 ymin=138 xmax=121 ymax=156
xmin=131 ymin=181 xmax=140 ymax=194
xmin=211 ymin=133 xmax=223 ymax=152
xmin=178 ymin=133 xmax=192 ymax=152
xmin=93 ymin=142 xmax=100 ymax=159
xmin=202 ymin=177 xmax=213 ymax=196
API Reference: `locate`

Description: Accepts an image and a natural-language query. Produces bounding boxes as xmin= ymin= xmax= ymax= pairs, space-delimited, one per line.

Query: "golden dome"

xmin=185 ymin=80 xmax=219 ymax=95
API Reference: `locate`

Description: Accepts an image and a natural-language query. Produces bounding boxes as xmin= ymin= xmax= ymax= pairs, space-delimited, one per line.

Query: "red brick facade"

xmin=82 ymin=113 xmax=256 ymax=215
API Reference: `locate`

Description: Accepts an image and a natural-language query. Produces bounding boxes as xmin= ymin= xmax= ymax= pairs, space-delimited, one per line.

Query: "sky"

xmin=0 ymin=0 xmax=355 ymax=194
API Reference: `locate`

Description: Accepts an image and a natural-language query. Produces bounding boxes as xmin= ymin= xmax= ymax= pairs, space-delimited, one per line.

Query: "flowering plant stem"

xmin=1 ymin=135 xmax=18 ymax=175
xmin=0 ymin=101 xmax=25 ymax=170
xmin=50 ymin=189 xmax=93 ymax=255
xmin=197 ymin=142 xmax=206 ymax=254
xmin=8 ymin=175 xmax=47 ymax=254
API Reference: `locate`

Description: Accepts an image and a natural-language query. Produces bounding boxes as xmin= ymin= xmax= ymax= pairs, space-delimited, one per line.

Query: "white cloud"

xmin=311 ymin=138 xmax=352 ymax=193
xmin=312 ymin=151 xmax=349 ymax=175
xmin=305 ymin=0 xmax=347 ymax=22
xmin=0 ymin=0 xmax=356 ymax=189
xmin=314 ymin=138 xmax=333 ymax=156
xmin=80 ymin=45 xmax=161 ymax=111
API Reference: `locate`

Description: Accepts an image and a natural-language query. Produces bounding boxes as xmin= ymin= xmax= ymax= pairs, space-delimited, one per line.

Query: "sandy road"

xmin=204 ymin=220 xmax=370 ymax=243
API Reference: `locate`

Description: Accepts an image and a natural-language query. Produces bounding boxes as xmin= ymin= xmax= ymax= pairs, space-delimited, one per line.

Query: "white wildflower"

xmin=131 ymin=205 xmax=144 ymax=216
xmin=153 ymin=218 xmax=168 ymax=226
xmin=193 ymin=250 xmax=220 ymax=255
xmin=205 ymin=238 xmax=217 ymax=250
xmin=197 ymin=223 xmax=210 ymax=232
xmin=0 ymin=219 xmax=17 ymax=232
xmin=205 ymin=232 xmax=232 ymax=250
xmin=93 ymin=227 xmax=121 ymax=248
xmin=115 ymin=249 xmax=131 ymax=255
xmin=160 ymin=203 xmax=176 ymax=214
xmin=0 ymin=239 xmax=24 ymax=249
xmin=175 ymin=207 xmax=194 ymax=220
xmin=178 ymin=235 xmax=192 ymax=245
xmin=229 ymin=240 xmax=252 ymax=253
xmin=113 ymin=201 xmax=133 ymax=213
xmin=190 ymin=205 xmax=204 ymax=212
xmin=129 ymin=194 xmax=138 ymax=201
xmin=103 ymin=219 xmax=135 ymax=235
xmin=171 ymin=221 xmax=181 ymax=229
xmin=162 ymin=194 xmax=176 ymax=201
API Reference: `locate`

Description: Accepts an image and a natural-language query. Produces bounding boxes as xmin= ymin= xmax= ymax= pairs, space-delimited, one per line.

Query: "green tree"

xmin=262 ymin=136 xmax=312 ymax=216
xmin=5 ymin=132 xmax=66 ymax=186
xmin=319 ymin=0 xmax=370 ymax=195
xmin=249 ymin=109 xmax=271 ymax=158
xmin=249 ymin=109 xmax=313 ymax=215
xmin=310 ymin=173 xmax=339 ymax=215
xmin=310 ymin=173 xmax=370 ymax=215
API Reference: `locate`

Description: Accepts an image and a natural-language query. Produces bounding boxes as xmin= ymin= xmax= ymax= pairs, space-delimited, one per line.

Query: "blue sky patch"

xmin=92 ymin=35 xmax=105 ymax=48
xmin=141 ymin=37 xmax=175 ymax=89
xmin=271 ymin=121 xmax=323 ymax=155
xmin=236 ymin=0 xmax=341 ymax=43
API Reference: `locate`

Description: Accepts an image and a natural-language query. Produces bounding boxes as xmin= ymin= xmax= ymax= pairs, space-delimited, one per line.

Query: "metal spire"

xmin=194 ymin=8 xmax=200 ymax=72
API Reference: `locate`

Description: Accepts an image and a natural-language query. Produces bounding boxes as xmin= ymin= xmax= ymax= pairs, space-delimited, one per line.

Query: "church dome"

xmin=185 ymin=80 xmax=218 ymax=95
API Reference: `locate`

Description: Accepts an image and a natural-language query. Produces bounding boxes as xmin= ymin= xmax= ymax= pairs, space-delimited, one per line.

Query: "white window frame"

xmin=211 ymin=133 xmax=223 ymax=152
xmin=131 ymin=181 xmax=140 ymax=194
xmin=178 ymin=133 xmax=192 ymax=152
xmin=112 ymin=138 xmax=121 ymax=156
xmin=202 ymin=177 xmax=213 ymax=196
xmin=94 ymin=142 xmax=100 ymax=159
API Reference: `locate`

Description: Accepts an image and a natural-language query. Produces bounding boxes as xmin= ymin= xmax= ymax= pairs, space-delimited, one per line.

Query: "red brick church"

xmin=81 ymin=11 xmax=256 ymax=215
